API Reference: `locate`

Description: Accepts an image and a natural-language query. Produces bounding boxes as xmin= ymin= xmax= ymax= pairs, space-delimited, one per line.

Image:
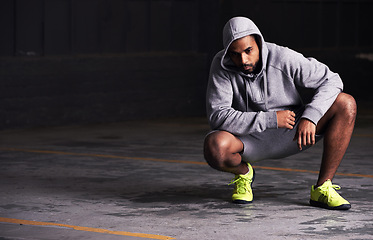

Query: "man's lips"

xmin=242 ymin=64 xmax=253 ymax=70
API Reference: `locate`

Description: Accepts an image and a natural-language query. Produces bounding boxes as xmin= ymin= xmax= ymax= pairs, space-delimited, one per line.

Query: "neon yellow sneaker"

xmin=310 ymin=179 xmax=351 ymax=210
xmin=229 ymin=162 xmax=255 ymax=204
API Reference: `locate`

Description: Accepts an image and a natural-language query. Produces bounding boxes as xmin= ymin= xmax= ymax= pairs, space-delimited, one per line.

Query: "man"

xmin=204 ymin=16 xmax=357 ymax=210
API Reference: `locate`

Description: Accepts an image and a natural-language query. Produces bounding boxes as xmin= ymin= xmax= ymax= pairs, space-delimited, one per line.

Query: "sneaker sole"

xmin=309 ymin=200 xmax=351 ymax=210
xmin=233 ymin=199 xmax=253 ymax=204
xmin=232 ymin=168 xmax=255 ymax=204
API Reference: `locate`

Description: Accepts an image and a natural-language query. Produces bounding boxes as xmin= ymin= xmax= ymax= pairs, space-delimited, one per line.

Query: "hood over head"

xmin=221 ymin=17 xmax=268 ymax=75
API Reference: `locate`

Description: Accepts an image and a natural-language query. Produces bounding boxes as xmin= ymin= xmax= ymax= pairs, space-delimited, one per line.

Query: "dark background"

xmin=1 ymin=0 xmax=372 ymax=130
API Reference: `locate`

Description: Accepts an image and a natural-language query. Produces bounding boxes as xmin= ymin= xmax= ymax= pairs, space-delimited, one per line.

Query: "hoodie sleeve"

xmin=206 ymin=56 xmax=278 ymax=136
xmin=284 ymin=49 xmax=343 ymax=125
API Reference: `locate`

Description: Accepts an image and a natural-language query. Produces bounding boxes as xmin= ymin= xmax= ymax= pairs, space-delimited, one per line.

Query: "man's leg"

xmin=204 ymin=130 xmax=255 ymax=203
xmin=315 ymin=93 xmax=357 ymax=187
xmin=204 ymin=131 xmax=248 ymax=175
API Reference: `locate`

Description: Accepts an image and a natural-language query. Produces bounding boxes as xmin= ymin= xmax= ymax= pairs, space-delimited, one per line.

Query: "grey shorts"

xmin=237 ymin=109 xmax=323 ymax=163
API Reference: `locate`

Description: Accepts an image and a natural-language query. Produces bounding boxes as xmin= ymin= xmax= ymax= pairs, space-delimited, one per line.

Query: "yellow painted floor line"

xmin=0 ymin=217 xmax=174 ymax=240
xmin=1 ymin=147 xmax=373 ymax=178
xmin=253 ymin=166 xmax=373 ymax=179
xmin=0 ymin=147 xmax=206 ymax=165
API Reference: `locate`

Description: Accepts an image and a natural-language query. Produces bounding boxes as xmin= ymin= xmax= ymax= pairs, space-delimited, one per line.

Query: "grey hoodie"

xmin=206 ymin=17 xmax=343 ymax=136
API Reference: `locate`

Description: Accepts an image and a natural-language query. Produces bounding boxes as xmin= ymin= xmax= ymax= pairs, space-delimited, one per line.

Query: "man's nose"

xmin=240 ymin=53 xmax=248 ymax=64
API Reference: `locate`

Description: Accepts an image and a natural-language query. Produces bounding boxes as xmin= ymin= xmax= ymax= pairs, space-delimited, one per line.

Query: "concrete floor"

xmin=0 ymin=111 xmax=372 ymax=240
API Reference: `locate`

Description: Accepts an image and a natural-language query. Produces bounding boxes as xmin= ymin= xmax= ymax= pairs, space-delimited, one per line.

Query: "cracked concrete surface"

xmin=0 ymin=115 xmax=372 ymax=240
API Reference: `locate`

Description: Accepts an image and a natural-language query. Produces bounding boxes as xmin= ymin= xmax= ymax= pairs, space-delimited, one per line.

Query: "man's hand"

xmin=276 ymin=110 xmax=296 ymax=129
xmin=293 ymin=118 xmax=316 ymax=150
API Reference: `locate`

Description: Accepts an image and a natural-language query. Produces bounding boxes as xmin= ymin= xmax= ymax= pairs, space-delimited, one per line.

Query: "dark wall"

xmin=1 ymin=53 xmax=207 ymax=129
xmin=0 ymin=0 xmax=218 ymax=129
xmin=0 ymin=0 xmax=372 ymax=129
xmin=2 ymin=0 xmax=371 ymax=57
xmin=218 ymin=0 xmax=373 ymax=51
xmin=0 ymin=0 xmax=215 ymax=56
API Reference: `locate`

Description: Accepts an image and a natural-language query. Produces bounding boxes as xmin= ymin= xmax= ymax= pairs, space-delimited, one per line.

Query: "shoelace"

xmin=320 ymin=183 xmax=341 ymax=203
xmin=229 ymin=176 xmax=252 ymax=194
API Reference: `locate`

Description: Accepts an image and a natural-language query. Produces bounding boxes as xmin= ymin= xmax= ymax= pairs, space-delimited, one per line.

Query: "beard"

xmin=241 ymin=61 xmax=258 ymax=74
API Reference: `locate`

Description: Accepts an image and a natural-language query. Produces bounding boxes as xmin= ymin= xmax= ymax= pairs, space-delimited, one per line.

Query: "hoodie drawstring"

xmin=244 ymin=79 xmax=249 ymax=111
xmin=263 ymin=70 xmax=268 ymax=110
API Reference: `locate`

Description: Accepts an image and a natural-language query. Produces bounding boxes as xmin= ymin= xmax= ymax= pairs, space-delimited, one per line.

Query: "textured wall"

xmin=0 ymin=0 xmax=372 ymax=129
xmin=0 ymin=53 xmax=208 ymax=129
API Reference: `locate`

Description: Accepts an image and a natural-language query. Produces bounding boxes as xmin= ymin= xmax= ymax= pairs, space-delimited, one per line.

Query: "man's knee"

xmin=335 ymin=93 xmax=357 ymax=123
xmin=203 ymin=131 xmax=237 ymax=169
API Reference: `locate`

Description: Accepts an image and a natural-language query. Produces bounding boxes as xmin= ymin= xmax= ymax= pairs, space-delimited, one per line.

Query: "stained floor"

xmin=0 ymin=112 xmax=372 ymax=240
